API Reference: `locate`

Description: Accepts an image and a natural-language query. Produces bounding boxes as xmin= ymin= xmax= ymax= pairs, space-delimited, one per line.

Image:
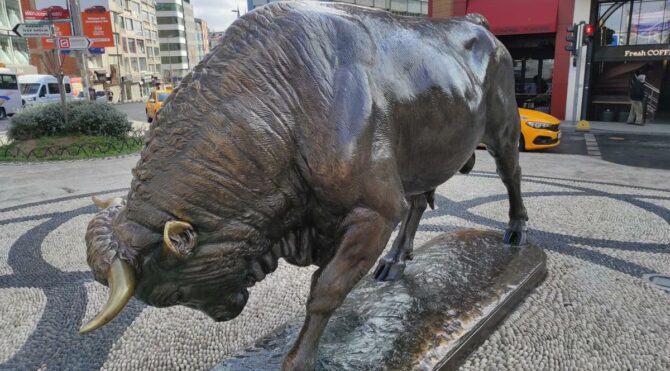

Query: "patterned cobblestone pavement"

xmin=1 ymin=151 xmax=668 ymax=370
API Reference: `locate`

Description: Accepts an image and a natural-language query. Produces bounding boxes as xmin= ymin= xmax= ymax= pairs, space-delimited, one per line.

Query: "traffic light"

xmin=582 ymin=24 xmax=595 ymax=45
xmin=565 ymin=24 xmax=580 ymax=56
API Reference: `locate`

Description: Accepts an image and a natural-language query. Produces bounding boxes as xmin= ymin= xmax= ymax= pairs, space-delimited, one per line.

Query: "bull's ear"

xmin=163 ymin=221 xmax=197 ymax=257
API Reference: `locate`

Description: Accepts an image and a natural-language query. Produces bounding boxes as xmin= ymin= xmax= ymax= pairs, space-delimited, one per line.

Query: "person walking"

xmin=626 ymin=72 xmax=646 ymax=125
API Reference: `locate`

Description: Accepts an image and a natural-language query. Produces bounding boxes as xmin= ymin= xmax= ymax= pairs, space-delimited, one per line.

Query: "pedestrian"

xmin=106 ymin=89 xmax=114 ymax=102
xmin=89 ymin=87 xmax=96 ymax=101
xmin=626 ymin=71 xmax=646 ymax=126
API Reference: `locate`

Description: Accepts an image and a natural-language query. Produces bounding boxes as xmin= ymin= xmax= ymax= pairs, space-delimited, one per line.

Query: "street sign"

xmin=12 ymin=23 xmax=52 ymax=38
xmin=88 ymin=47 xmax=105 ymax=54
xmin=56 ymin=36 xmax=91 ymax=50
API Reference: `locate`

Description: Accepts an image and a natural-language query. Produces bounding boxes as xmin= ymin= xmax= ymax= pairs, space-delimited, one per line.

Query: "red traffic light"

xmin=584 ymin=24 xmax=595 ymax=37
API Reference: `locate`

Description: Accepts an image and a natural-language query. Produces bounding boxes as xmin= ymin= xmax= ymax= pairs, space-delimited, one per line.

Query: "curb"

xmin=111 ymin=99 xmax=145 ymax=105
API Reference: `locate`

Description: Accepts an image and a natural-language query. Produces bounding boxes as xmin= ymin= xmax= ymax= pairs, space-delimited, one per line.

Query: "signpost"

xmin=12 ymin=23 xmax=52 ymax=37
xmin=56 ymin=36 xmax=91 ymax=50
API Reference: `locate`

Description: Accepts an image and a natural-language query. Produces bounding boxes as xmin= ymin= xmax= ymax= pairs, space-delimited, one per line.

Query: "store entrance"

xmin=590 ymin=60 xmax=670 ymax=123
xmin=498 ymin=33 xmax=556 ymax=113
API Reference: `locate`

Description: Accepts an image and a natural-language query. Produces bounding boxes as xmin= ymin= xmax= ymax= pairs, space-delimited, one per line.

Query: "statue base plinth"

xmin=215 ymin=229 xmax=546 ymax=370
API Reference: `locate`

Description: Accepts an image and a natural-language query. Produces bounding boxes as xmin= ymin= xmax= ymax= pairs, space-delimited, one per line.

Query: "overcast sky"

xmin=192 ymin=0 xmax=248 ymax=32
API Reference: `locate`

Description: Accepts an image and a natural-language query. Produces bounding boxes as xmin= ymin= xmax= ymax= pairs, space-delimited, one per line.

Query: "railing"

xmin=0 ymin=130 xmax=147 ymax=161
xmin=644 ymin=83 xmax=660 ymax=121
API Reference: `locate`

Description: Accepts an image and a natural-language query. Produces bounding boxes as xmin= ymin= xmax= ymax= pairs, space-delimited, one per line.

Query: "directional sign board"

xmin=56 ymin=36 xmax=91 ymax=50
xmin=12 ymin=23 xmax=52 ymax=38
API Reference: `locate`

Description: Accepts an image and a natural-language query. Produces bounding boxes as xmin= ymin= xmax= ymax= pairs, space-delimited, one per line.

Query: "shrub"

xmin=9 ymin=101 xmax=131 ymax=140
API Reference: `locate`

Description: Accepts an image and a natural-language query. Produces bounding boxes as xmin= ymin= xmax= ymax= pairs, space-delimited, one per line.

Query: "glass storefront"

xmin=591 ymin=1 xmax=670 ymax=122
xmin=598 ymin=0 xmax=670 ymax=46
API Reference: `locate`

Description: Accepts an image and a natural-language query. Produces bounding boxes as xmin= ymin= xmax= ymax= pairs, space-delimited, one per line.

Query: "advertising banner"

xmin=42 ymin=22 xmax=73 ymax=49
xmin=30 ymin=0 xmax=71 ymax=20
xmin=80 ymin=0 xmax=114 ymax=48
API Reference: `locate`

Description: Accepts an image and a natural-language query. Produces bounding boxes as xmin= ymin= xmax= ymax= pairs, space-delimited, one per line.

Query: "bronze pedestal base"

xmin=215 ymin=229 xmax=547 ymax=370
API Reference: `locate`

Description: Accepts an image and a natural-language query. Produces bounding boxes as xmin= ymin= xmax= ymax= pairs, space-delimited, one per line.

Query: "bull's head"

xmin=80 ymin=196 xmax=249 ymax=334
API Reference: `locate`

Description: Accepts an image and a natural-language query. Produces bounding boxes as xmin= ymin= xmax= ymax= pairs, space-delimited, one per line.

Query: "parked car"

xmin=518 ymin=108 xmax=561 ymax=151
xmin=146 ymin=89 xmax=172 ymax=122
xmin=19 ymin=75 xmax=73 ymax=106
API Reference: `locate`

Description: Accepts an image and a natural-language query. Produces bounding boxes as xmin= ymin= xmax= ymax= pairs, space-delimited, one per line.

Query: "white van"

xmin=0 ymin=67 xmax=21 ymax=119
xmin=18 ymin=74 xmax=73 ymax=106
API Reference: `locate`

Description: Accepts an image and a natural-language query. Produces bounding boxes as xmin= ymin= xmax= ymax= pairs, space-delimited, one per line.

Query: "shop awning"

xmin=466 ymin=0 xmax=559 ymax=36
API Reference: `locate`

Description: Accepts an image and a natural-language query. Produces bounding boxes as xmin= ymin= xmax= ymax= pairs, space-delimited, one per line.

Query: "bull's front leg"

xmin=282 ymin=207 xmax=395 ymax=370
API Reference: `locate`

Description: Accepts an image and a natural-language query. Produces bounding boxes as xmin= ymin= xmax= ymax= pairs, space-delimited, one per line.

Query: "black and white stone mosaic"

xmin=1 ymin=157 xmax=669 ymax=370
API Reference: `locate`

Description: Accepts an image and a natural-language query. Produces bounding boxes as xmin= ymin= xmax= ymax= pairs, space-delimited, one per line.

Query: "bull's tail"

xmin=459 ymin=152 xmax=476 ymax=174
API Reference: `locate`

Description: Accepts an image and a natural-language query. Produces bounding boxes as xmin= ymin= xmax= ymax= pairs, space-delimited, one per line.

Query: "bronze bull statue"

xmin=80 ymin=2 xmax=528 ymax=370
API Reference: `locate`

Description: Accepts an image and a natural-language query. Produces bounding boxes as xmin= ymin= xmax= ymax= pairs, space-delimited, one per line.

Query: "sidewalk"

xmin=562 ymin=120 xmax=670 ymax=135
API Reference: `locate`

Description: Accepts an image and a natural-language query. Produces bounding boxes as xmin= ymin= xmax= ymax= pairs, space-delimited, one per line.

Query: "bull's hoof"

xmin=503 ymin=219 xmax=528 ymax=246
xmin=373 ymin=258 xmax=406 ymax=281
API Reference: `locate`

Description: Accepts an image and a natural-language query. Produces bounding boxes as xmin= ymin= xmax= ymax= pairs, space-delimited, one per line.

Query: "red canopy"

xmin=466 ymin=0 xmax=559 ymax=36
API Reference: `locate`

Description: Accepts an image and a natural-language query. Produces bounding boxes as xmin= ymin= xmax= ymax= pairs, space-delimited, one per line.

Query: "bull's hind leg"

xmin=487 ymin=126 xmax=529 ymax=246
xmin=373 ymin=190 xmax=434 ymax=281
xmin=282 ymin=207 xmax=398 ymax=371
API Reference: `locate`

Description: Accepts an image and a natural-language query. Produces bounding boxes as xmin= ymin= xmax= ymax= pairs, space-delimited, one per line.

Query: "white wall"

xmin=565 ymin=0 xmax=593 ymax=121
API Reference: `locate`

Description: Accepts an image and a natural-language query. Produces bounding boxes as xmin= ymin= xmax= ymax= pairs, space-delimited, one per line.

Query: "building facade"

xmin=430 ymin=0 xmax=575 ymax=120
xmin=2 ymin=0 xmax=36 ymax=74
xmin=585 ymin=0 xmax=670 ymax=123
xmin=156 ymin=0 xmax=196 ymax=85
xmin=194 ymin=17 xmax=209 ymax=62
xmin=20 ymin=0 xmax=161 ymax=100
xmin=108 ymin=0 xmax=162 ymax=100
xmin=247 ymin=0 xmax=428 ymax=16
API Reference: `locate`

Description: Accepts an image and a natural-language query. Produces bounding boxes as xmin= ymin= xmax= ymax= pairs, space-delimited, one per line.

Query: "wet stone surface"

xmin=215 ymin=230 xmax=546 ymax=371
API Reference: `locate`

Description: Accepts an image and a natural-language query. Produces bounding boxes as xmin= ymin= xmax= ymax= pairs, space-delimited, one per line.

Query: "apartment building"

xmin=156 ymin=0 xmax=196 ymax=84
xmin=194 ymin=17 xmax=209 ymax=63
xmin=105 ymin=0 xmax=161 ymax=99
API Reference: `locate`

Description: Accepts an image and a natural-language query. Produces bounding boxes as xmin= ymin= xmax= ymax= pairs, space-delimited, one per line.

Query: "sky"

xmin=192 ymin=0 xmax=248 ymax=32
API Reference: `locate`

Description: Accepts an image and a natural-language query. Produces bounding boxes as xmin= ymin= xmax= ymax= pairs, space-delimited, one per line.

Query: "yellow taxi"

xmin=518 ymin=108 xmax=561 ymax=151
xmin=146 ymin=89 xmax=172 ymax=123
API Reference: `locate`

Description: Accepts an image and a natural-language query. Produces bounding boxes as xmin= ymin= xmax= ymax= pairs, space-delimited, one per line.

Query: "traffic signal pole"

xmin=580 ymin=24 xmax=595 ymax=121
xmin=566 ymin=22 xmax=585 ymax=122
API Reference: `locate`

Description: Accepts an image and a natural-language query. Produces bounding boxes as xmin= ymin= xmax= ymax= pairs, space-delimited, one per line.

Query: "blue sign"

xmin=89 ymin=48 xmax=105 ymax=54
xmin=59 ymin=49 xmax=71 ymax=55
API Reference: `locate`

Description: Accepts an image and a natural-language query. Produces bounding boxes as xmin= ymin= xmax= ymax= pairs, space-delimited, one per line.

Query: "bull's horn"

xmin=80 ymin=259 xmax=135 ymax=334
xmin=92 ymin=196 xmax=114 ymax=209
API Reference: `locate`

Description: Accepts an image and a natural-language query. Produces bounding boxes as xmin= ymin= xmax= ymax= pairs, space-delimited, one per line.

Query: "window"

xmin=125 ymin=18 xmax=133 ymax=31
xmin=114 ymin=33 xmax=120 ymax=46
xmin=143 ymin=22 xmax=151 ymax=37
xmin=131 ymin=58 xmax=139 ymax=71
xmin=598 ymin=0 xmax=670 ymax=46
xmin=122 ymin=36 xmax=128 ymax=52
xmin=139 ymin=57 xmax=147 ymax=71
xmin=11 ymin=37 xmax=28 ymax=65
xmin=39 ymin=85 xmax=46 ymax=97
xmin=157 ymin=17 xmax=180 ymax=25
xmin=137 ymin=39 xmax=145 ymax=53
xmin=130 ymin=1 xmax=140 ymax=13
xmin=154 ymin=47 xmax=160 ymax=56
xmin=128 ymin=38 xmax=136 ymax=53
xmin=159 ymin=29 xmax=185 ymax=38
xmin=134 ymin=20 xmax=143 ymax=33
xmin=0 ymin=74 xmax=17 ymax=89
xmin=156 ymin=2 xmax=179 ymax=11
xmin=142 ymin=10 xmax=150 ymax=21
xmin=48 ymin=83 xmax=60 ymax=94
xmin=161 ymin=56 xmax=185 ymax=64
xmin=151 ymin=30 xmax=158 ymax=40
